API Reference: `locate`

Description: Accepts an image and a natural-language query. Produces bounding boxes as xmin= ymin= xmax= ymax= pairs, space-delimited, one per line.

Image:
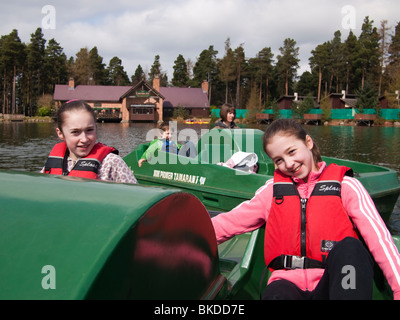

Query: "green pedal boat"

xmin=0 ymin=128 xmax=399 ymax=299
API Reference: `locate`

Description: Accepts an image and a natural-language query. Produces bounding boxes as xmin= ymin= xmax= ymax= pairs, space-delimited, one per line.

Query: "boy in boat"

xmin=138 ymin=122 xmax=182 ymax=167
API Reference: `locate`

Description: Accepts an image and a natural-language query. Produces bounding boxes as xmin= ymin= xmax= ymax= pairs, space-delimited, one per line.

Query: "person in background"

xmin=138 ymin=121 xmax=181 ymax=167
xmin=43 ymin=100 xmax=137 ymax=184
xmin=212 ymin=118 xmax=400 ymax=300
xmin=214 ymin=103 xmax=239 ymax=129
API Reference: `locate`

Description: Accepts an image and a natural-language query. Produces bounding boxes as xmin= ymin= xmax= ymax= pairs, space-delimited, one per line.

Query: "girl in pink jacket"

xmin=212 ymin=119 xmax=400 ymax=299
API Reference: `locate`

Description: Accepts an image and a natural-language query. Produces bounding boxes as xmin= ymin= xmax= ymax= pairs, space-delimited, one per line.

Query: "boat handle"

xmin=202 ymin=194 xmax=220 ymax=204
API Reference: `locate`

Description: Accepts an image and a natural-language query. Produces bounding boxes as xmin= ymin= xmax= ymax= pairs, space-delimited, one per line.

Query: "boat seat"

xmin=255 ymin=161 xmax=275 ymax=175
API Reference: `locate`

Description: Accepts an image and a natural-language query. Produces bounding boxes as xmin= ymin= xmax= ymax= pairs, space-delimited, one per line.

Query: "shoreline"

xmin=0 ymin=116 xmax=53 ymax=123
xmin=1 ymin=116 xmax=400 ymax=127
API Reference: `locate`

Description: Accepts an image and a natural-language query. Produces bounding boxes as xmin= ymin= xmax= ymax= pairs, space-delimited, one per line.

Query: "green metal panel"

xmin=307 ymin=108 xmax=322 ymax=114
xmin=0 ymin=171 xmax=220 ymax=300
xmin=211 ymin=109 xmax=219 ymax=117
xmin=331 ymin=109 xmax=353 ymax=119
xmin=277 ymin=109 xmax=292 ymax=119
xmin=214 ymin=108 xmax=400 ymax=120
xmin=381 ymin=109 xmax=400 ymax=120
xmin=355 ymin=108 xmax=377 ymax=115
xmin=261 ymin=109 xmax=274 ymax=114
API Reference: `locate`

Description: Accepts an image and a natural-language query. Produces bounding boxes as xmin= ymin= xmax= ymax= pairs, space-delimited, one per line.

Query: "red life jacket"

xmin=265 ymin=163 xmax=358 ymax=270
xmin=44 ymin=142 xmax=117 ymax=179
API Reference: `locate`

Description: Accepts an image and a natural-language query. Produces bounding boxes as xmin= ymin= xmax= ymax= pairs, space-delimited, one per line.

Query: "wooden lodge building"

xmin=53 ymin=77 xmax=210 ymax=122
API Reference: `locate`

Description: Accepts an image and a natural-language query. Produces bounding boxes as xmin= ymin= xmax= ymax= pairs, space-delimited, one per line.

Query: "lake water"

xmin=1 ymin=121 xmax=400 ymax=233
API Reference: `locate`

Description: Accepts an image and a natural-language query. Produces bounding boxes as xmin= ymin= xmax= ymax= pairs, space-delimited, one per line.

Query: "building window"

xmin=131 ymin=107 xmax=154 ymax=115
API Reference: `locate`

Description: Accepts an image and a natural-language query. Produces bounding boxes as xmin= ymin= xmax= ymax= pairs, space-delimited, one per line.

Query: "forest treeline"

xmin=1 ymin=16 xmax=400 ymax=116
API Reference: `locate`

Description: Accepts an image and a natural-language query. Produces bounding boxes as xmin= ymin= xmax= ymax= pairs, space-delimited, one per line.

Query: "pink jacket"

xmin=212 ymin=162 xmax=400 ymax=299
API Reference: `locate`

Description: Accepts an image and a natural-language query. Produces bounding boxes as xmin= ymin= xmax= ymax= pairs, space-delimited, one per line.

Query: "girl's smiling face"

xmin=266 ymin=133 xmax=319 ymax=182
xmin=56 ymin=109 xmax=97 ymax=161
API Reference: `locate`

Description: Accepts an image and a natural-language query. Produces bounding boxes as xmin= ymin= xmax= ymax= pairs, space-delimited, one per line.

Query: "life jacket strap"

xmin=268 ymin=254 xmax=325 ymax=270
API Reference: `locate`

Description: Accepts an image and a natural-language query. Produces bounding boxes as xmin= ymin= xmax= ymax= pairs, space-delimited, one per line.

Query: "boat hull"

xmin=0 ymin=165 xmax=398 ymax=299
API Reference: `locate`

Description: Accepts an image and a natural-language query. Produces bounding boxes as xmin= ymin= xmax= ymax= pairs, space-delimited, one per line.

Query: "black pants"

xmin=262 ymin=237 xmax=374 ymax=300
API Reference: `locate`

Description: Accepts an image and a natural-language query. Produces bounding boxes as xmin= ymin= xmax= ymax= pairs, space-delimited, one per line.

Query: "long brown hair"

xmin=262 ymin=119 xmax=322 ymax=165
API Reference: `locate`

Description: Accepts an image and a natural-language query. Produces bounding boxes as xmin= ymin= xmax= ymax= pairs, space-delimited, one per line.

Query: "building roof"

xmin=160 ymin=87 xmax=209 ymax=109
xmin=341 ymin=98 xmax=357 ymax=108
xmin=54 ymin=85 xmax=131 ymax=102
xmin=54 ymin=83 xmax=209 ymax=108
xmin=121 ymin=80 xmax=165 ymax=100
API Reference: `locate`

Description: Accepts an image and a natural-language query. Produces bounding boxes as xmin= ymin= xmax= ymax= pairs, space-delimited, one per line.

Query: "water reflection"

xmin=0 ymin=122 xmax=58 ymax=172
xmin=303 ymin=125 xmax=400 ymax=173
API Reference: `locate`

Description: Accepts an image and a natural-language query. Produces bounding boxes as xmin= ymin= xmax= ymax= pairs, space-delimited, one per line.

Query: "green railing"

xmin=211 ymin=108 xmax=400 ymax=120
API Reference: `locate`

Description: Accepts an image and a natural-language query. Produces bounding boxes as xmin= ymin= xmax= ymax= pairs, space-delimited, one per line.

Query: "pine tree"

xmin=276 ymin=38 xmax=300 ymax=96
xmin=356 ymin=81 xmax=379 ymax=112
xmin=343 ymin=31 xmax=361 ymax=93
xmin=330 ymin=31 xmax=345 ymax=93
xmin=387 ymin=21 xmax=400 ymax=90
xmin=378 ymin=20 xmax=391 ymax=95
xmin=148 ymin=55 xmax=168 ymax=86
xmin=310 ymin=42 xmax=330 ymax=102
xmin=172 ymin=54 xmax=189 ymax=87
xmin=131 ymin=64 xmax=145 ymax=85
xmin=218 ymin=38 xmax=236 ymax=104
xmin=249 ymin=47 xmax=274 ymax=107
xmin=26 ymin=28 xmax=46 ymax=115
xmin=245 ymin=85 xmax=261 ymax=123
xmin=358 ymin=16 xmax=380 ymax=90
xmin=233 ymin=45 xmax=246 ymax=107
xmin=43 ymin=38 xmax=68 ymax=94
xmin=89 ymin=47 xmax=106 ymax=85
xmin=0 ymin=29 xmax=25 ymax=114
xmin=295 ymin=71 xmax=317 ymax=97
xmin=192 ymin=45 xmax=218 ymax=85
xmin=192 ymin=45 xmax=219 ymax=103
xmin=73 ymin=48 xmax=91 ymax=85
xmin=107 ymin=56 xmax=130 ymax=86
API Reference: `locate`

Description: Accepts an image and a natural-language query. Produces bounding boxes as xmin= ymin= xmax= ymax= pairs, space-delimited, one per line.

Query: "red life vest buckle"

xmin=283 ymin=255 xmax=305 ymax=269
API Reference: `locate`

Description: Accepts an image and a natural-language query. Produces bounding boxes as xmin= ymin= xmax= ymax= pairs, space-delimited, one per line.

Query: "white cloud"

xmin=1 ymin=0 xmax=399 ymax=79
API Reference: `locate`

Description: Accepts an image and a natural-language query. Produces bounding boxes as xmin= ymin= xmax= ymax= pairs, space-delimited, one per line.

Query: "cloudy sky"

xmin=1 ymin=0 xmax=399 ymax=80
